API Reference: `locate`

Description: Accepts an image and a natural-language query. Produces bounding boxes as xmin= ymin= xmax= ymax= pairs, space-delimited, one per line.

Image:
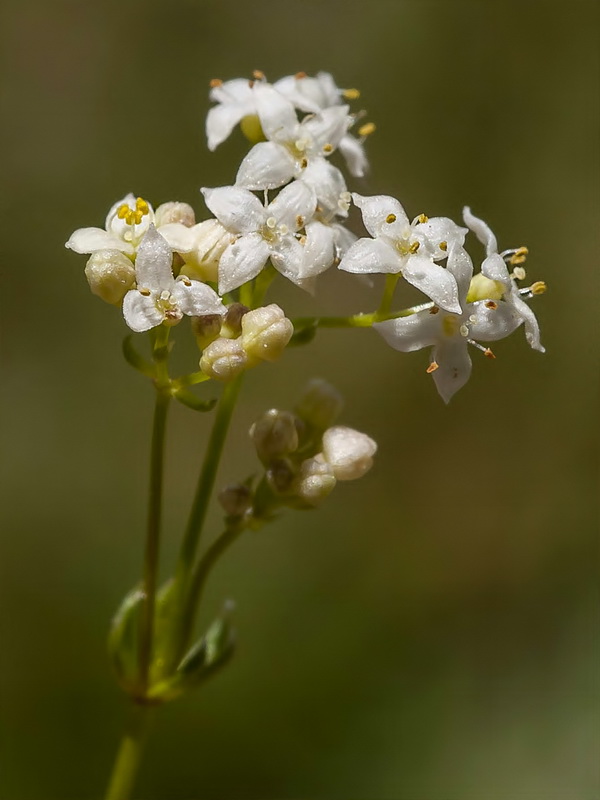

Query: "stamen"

xmin=117 ymin=204 xmax=130 ymax=220
xmin=342 ymin=88 xmax=361 ymax=100
xmin=485 ymin=300 xmax=498 ymax=309
xmin=253 ymin=70 xmax=266 ymax=80
xmin=296 ymin=215 xmax=305 ymax=228
xmin=417 ymin=214 xmax=428 ymax=224
xmin=409 ymin=241 xmax=420 ymax=254
xmin=459 ymin=324 xmax=469 ymax=337
xmin=531 ymin=280 xmax=547 ymax=295
xmin=300 ymin=157 xmax=308 ymax=169
xmin=509 ymin=246 xmax=529 ymax=266
xmin=429 ymin=306 xmax=439 ymax=315
xmin=279 ymin=224 xmax=289 ymax=235
xmin=439 ymin=241 xmax=447 ymax=252
xmin=426 ymin=361 xmax=439 ymax=373
xmin=358 ymin=122 xmax=376 ymax=137
xmin=484 ymin=348 xmax=496 ymax=359
xmin=266 ymin=217 xmax=277 ymax=229
xmin=298 ymin=235 xmax=307 ymax=246
xmin=386 ymin=214 xmax=397 ymax=224
xmin=209 ymin=78 xmax=223 ymax=88
xmin=295 ymin=71 xmax=307 ymax=79
xmin=322 ymin=143 xmax=333 ymax=153
xmin=136 ymin=198 xmax=149 ymax=214
xmin=139 ymin=288 xmax=151 ymax=297
xmin=512 ymin=266 xmax=526 ymax=280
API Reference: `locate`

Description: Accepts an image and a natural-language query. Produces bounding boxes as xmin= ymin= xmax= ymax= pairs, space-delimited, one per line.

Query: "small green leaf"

xmin=107 ymin=586 xmax=144 ymax=692
xmin=174 ymin=388 xmax=217 ymax=412
xmin=122 ymin=336 xmax=155 ymax=377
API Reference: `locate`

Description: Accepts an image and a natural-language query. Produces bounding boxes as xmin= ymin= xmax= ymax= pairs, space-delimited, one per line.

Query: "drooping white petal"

xmin=267 ymin=180 xmax=316 ymax=231
xmin=374 ymin=311 xmax=441 ymax=352
xmin=157 ymin=223 xmax=197 ymax=253
xmin=122 ymin=290 xmax=165 ymax=333
xmin=236 ymin=142 xmax=296 ymax=190
xmin=206 ymin=103 xmax=248 ymax=151
xmin=338 ymin=237 xmax=400 ymax=274
xmin=302 ymin=221 xmax=335 ymax=278
xmin=171 ymin=279 xmax=226 ymax=317
xmin=352 ymin=193 xmax=410 ymax=240
xmin=507 ymin=288 xmax=545 ymax=352
xmin=338 ymin=134 xmax=368 ymax=178
xmin=253 ymin=83 xmax=299 ymax=142
xmin=463 ymin=206 xmax=498 ymax=256
xmin=303 ymin=105 xmax=350 ymax=151
xmin=446 ymin=244 xmax=473 ymax=302
xmin=270 ymin=236 xmax=305 ymax=286
xmin=301 ymin=160 xmax=347 ymax=216
xmin=481 ymin=252 xmax=510 ymax=290
xmin=210 ymin=78 xmax=254 ymax=106
xmin=332 ymin=223 xmax=357 ymax=257
xmin=65 ymin=227 xmax=133 ymax=254
xmin=468 ymin=300 xmax=522 ymax=341
xmin=135 ymin=226 xmax=175 ymax=292
xmin=414 ymin=216 xmax=468 ymax=260
xmin=218 ymin=233 xmax=270 ymax=294
xmin=402 ymin=256 xmax=462 ymax=314
xmin=201 ymin=186 xmax=266 ymax=235
xmin=431 ymin=339 xmax=472 ymax=404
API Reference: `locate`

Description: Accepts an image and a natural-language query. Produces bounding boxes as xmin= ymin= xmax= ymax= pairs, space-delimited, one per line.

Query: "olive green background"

xmin=1 ymin=1 xmax=598 ymax=798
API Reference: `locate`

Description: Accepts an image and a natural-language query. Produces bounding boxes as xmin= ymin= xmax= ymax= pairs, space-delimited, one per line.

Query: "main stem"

xmin=105 ymin=705 xmax=153 ymax=800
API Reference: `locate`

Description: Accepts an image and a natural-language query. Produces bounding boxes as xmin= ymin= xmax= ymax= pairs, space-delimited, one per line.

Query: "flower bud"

xmin=200 ymin=337 xmax=248 ymax=381
xmin=180 ymin=220 xmax=233 ymax=283
xmin=218 ymin=483 xmax=253 ymax=517
xmin=155 ymin=201 xmax=196 ymax=228
xmin=240 ymin=304 xmax=293 ymax=363
xmin=266 ymin=458 xmax=296 ymax=494
xmin=295 ymin=379 xmax=344 ymax=431
xmin=250 ymin=409 xmax=299 ymax=463
xmin=321 ymin=426 xmax=377 ymax=481
xmin=221 ymin=303 xmax=249 ymax=339
xmin=191 ymin=314 xmax=222 ymax=349
xmin=85 ymin=249 xmax=136 ymax=305
xmin=294 ymin=456 xmax=336 ymax=506
xmin=466 ymin=273 xmax=505 ymax=303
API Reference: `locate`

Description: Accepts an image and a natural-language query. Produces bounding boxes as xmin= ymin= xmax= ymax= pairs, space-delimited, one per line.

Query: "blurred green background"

xmin=1 ymin=1 xmax=598 ymax=798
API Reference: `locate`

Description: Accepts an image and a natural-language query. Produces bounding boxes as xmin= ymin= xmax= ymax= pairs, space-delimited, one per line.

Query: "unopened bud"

xmin=85 ymin=249 xmax=135 ymax=305
xmin=155 ymin=202 xmax=196 ymax=228
xmin=266 ymin=458 xmax=296 ymax=494
xmin=180 ymin=220 xmax=232 ymax=283
xmin=321 ymin=426 xmax=377 ymax=481
xmin=466 ymin=273 xmax=505 ymax=303
xmin=200 ymin=337 xmax=248 ymax=381
xmin=218 ymin=483 xmax=253 ymax=517
xmin=294 ymin=456 xmax=336 ymax=506
xmin=240 ymin=304 xmax=293 ymax=363
xmin=295 ymin=379 xmax=344 ymax=431
xmin=250 ymin=409 xmax=299 ymax=463
xmin=191 ymin=313 xmax=222 ymax=349
xmin=221 ymin=303 xmax=249 ymax=338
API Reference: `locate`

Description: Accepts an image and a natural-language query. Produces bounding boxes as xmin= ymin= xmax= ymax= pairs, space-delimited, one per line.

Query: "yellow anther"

xmin=253 ymin=69 xmax=265 ymax=80
xmin=322 ymin=143 xmax=333 ymax=153
xmin=343 ymin=88 xmax=361 ymax=100
xmin=300 ymin=157 xmax=308 ymax=169
xmin=136 ymin=197 xmax=149 ymax=214
xmin=512 ymin=266 xmax=526 ymax=281
xmin=295 ymin=71 xmax=307 ymax=79
xmin=299 ymin=235 xmax=307 ymax=246
xmin=485 ymin=300 xmax=498 ymax=309
xmin=296 ymin=215 xmax=305 ymax=228
xmin=439 ymin=241 xmax=447 ymax=252
xmin=386 ymin=213 xmax=397 ymax=224
xmin=509 ymin=246 xmax=528 ymax=266
xmin=409 ymin=241 xmax=420 ymax=254
xmin=210 ymin=78 xmax=223 ymax=88
xmin=426 ymin=361 xmax=439 ymax=373
xmin=484 ymin=348 xmax=496 ymax=359
xmin=139 ymin=288 xmax=151 ymax=297
xmin=429 ymin=306 xmax=439 ymax=315
xmin=133 ymin=210 xmax=143 ymax=225
xmin=417 ymin=213 xmax=429 ymax=224
xmin=117 ymin=204 xmax=130 ymax=220
xmin=531 ymin=280 xmax=547 ymax=295
xmin=358 ymin=122 xmax=376 ymax=137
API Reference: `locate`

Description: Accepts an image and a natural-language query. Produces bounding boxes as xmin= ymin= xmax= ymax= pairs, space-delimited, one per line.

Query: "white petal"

xmin=352 ymin=193 xmax=410 ymax=240
xmin=332 ymin=223 xmax=357 ymax=258
xmin=236 ymin=142 xmax=296 ymax=190
xmin=206 ymin=103 xmax=247 ymax=151
xmin=481 ymin=252 xmax=511 ymax=290
xmin=507 ymin=288 xmax=545 ymax=352
xmin=302 ymin=221 xmax=335 ymax=277
xmin=414 ymin=216 xmax=468 ymax=260
xmin=218 ymin=233 xmax=270 ymax=294
xmin=302 ymin=105 xmax=350 ymax=151
xmin=338 ymin=237 xmax=400 ymax=274
xmin=315 ymin=72 xmax=342 ymax=106
xmin=268 ymin=180 xmax=316 ymax=231
xmin=374 ymin=311 xmax=441 ymax=352
xmin=171 ymin=279 xmax=226 ymax=317
xmin=105 ymin=194 xmax=136 ymax=230
xmin=122 ymin=290 xmax=164 ymax=333
xmin=65 ymin=227 xmax=132 ymax=254
xmin=210 ymin=78 xmax=254 ymax=105
xmin=301 ymin=159 xmax=347 ymax=216
xmin=201 ymin=186 xmax=265 ymax=235
xmin=431 ymin=340 xmax=472 ymax=403
xmin=446 ymin=244 xmax=473 ymax=302
xmin=468 ymin=300 xmax=522 ymax=341
xmin=463 ymin=206 xmax=498 ymax=256
xmin=270 ymin=236 xmax=305 ymax=286
xmin=135 ymin=226 xmax=174 ymax=292
xmin=254 ymin=82 xmax=299 ymax=142
xmin=402 ymin=256 xmax=462 ymax=314
xmin=157 ymin=223 xmax=197 ymax=253
xmin=338 ymin=134 xmax=368 ymax=178
xmin=272 ymin=75 xmax=322 ymax=113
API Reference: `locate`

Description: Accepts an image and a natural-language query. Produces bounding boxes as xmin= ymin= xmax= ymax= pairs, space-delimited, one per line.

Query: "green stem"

xmin=105 ymin=705 xmax=153 ymax=800
xmin=292 ymin=301 xmax=431 ymax=333
xmin=377 ymin=274 xmax=400 ymax=318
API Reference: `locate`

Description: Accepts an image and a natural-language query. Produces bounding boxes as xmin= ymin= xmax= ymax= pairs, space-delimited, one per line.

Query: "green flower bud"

xmin=321 ymin=426 xmax=377 ymax=481
xmin=218 ymin=483 xmax=253 ymax=517
xmin=221 ymin=303 xmax=249 ymax=339
xmin=200 ymin=337 xmax=248 ymax=381
xmin=294 ymin=456 xmax=336 ymax=506
xmin=85 ymin=249 xmax=135 ymax=305
xmin=250 ymin=409 xmax=299 ymax=464
xmin=295 ymin=379 xmax=344 ymax=431
xmin=155 ymin=201 xmax=196 ymax=228
xmin=191 ymin=314 xmax=223 ymax=349
xmin=240 ymin=304 xmax=293 ymax=363
xmin=266 ymin=458 xmax=296 ymax=494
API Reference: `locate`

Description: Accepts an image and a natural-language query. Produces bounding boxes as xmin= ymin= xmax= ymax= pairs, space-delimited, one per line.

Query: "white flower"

xmin=339 ymin=193 xmax=467 ymax=314
xmin=463 ymin=207 xmax=545 ymax=352
xmin=66 ymin=193 xmax=196 ymax=256
xmin=321 ymin=426 xmax=377 ymax=480
xmin=122 ymin=226 xmax=225 ymax=333
xmin=178 ymin=219 xmax=234 ymax=283
xmin=205 ymin=78 xmax=258 ymax=151
xmin=201 ymin=181 xmax=317 ymax=294
xmin=235 ymin=83 xmax=350 ymax=200
xmin=374 ymin=244 xmax=523 ymax=403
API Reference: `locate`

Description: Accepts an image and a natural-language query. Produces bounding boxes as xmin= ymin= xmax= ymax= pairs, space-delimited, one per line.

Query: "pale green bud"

xmin=294 ymin=456 xmax=336 ymax=506
xmin=240 ymin=304 xmax=293 ymax=363
xmin=200 ymin=337 xmax=248 ymax=381
xmin=221 ymin=303 xmax=249 ymax=339
xmin=155 ymin=201 xmax=196 ymax=228
xmin=218 ymin=483 xmax=253 ymax=517
xmin=191 ymin=314 xmax=222 ymax=349
xmin=322 ymin=426 xmax=377 ymax=481
xmin=250 ymin=409 xmax=299 ymax=464
xmin=295 ymin=379 xmax=344 ymax=431
xmin=266 ymin=458 xmax=296 ymax=494
xmin=85 ymin=249 xmax=135 ymax=305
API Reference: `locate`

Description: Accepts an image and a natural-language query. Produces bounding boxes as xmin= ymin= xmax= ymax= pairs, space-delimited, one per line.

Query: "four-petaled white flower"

xmin=374 ymin=244 xmax=523 ymax=403
xmin=339 ymin=193 xmax=467 ymax=314
xmin=463 ymin=207 xmax=545 ymax=353
xmin=235 ymin=84 xmax=350 ymax=206
xmin=122 ymin=226 xmax=225 ymax=333
xmin=202 ymin=181 xmax=319 ymax=294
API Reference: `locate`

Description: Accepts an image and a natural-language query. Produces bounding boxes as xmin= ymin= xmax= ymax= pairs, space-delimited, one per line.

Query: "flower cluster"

xmin=66 ymin=69 xmax=545 ymax=401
